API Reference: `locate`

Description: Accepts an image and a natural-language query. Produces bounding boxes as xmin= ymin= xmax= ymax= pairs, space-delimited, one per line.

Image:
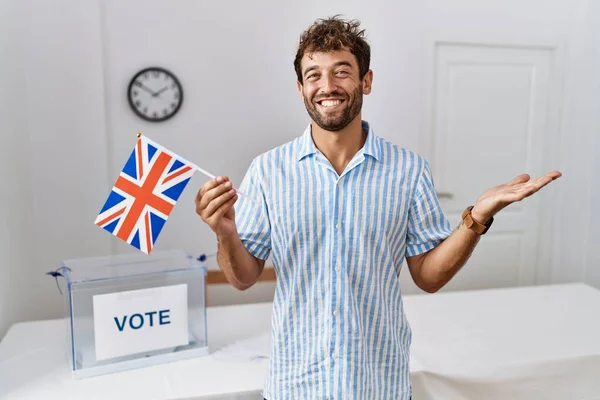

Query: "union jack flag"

xmin=95 ymin=134 xmax=196 ymax=254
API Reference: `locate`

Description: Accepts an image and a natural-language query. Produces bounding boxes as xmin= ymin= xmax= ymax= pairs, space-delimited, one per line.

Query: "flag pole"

xmin=137 ymin=132 xmax=216 ymax=179
xmin=136 ymin=133 xmax=245 ymax=196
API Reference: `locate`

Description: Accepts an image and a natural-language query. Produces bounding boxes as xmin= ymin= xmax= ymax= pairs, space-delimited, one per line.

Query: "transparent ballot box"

xmin=58 ymin=249 xmax=208 ymax=379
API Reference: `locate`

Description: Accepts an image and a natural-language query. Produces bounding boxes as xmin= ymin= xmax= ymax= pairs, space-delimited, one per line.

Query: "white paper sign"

xmin=92 ymin=284 xmax=189 ymax=361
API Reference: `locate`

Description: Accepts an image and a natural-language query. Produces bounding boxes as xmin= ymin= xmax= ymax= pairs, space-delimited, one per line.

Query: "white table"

xmin=404 ymin=283 xmax=600 ymax=400
xmin=0 ymin=302 xmax=272 ymax=400
xmin=2 ymin=283 xmax=600 ymax=399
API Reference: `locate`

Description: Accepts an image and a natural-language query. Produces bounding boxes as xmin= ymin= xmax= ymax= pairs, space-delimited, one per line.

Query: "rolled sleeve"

xmin=234 ymin=158 xmax=271 ymax=260
xmin=406 ymin=160 xmax=453 ymax=257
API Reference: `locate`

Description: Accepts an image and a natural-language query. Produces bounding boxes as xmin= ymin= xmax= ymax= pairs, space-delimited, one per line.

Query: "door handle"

xmin=436 ymin=192 xmax=454 ymax=199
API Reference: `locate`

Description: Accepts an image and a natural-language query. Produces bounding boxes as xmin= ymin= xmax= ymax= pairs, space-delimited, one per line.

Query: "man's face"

xmin=297 ymin=49 xmax=372 ymax=132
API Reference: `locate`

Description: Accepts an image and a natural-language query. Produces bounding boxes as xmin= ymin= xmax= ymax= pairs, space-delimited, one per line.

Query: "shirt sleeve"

xmin=234 ymin=158 xmax=271 ymax=260
xmin=405 ymin=159 xmax=453 ymax=257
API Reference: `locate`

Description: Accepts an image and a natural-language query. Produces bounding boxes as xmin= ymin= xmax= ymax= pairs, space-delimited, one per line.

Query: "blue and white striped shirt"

xmin=235 ymin=120 xmax=453 ymax=399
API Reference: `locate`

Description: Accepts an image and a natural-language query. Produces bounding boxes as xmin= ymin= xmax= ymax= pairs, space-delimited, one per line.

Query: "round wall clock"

xmin=127 ymin=67 xmax=183 ymax=122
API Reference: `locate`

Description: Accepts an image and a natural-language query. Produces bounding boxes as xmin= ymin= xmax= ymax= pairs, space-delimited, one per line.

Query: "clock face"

xmin=127 ymin=67 xmax=183 ymax=122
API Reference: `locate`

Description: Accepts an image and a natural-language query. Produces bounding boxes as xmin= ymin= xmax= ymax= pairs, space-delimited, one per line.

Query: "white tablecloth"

xmin=0 ymin=302 xmax=273 ymax=400
xmin=404 ymin=283 xmax=600 ymax=400
xmin=2 ymin=283 xmax=600 ymax=399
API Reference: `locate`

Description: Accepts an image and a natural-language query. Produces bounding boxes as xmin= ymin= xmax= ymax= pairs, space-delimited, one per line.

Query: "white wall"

xmin=1 ymin=0 xmax=598 ymax=336
xmin=100 ymin=0 xmax=588 ymax=270
xmin=0 ymin=1 xmax=31 ymax=339
xmin=586 ymin=133 xmax=600 ymax=288
xmin=0 ymin=0 xmax=111 ymax=337
xmin=549 ymin=0 xmax=600 ymax=285
xmin=583 ymin=0 xmax=600 ymax=289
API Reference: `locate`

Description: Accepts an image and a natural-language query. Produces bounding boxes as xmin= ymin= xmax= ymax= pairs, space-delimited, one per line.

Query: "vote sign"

xmin=92 ymin=284 xmax=189 ymax=361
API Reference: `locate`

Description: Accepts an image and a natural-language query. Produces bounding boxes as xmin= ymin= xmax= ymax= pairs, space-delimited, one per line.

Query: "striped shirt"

xmin=235 ymin=120 xmax=453 ymax=399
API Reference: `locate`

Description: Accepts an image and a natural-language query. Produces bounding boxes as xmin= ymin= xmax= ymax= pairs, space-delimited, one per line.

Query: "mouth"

xmin=315 ymin=98 xmax=345 ymax=109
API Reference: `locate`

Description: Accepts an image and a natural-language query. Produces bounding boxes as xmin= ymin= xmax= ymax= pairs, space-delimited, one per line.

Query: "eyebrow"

xmin=303 ymin=61 xmax=353 ymax=77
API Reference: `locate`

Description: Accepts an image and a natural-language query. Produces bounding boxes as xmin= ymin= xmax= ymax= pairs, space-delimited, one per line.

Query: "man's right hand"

xmin=195 ymin=176 xmax=238 ymax=238
xmin=195 ymin=175 xmax=265 ymax=291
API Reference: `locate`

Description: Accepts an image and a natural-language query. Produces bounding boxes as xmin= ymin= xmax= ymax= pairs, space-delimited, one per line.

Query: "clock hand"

xmin=134 ymin=81 xmax=155 ymax=95
xmin=152 ymin=86 xmax=169 ymax=97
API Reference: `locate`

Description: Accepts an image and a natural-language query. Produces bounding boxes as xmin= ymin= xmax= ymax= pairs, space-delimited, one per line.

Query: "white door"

xmin=402 ymin=38 xmax=560 ymax=293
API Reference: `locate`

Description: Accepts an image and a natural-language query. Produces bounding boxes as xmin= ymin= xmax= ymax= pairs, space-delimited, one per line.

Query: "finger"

xmin=507 ymin=174 xmax=530 ymax=186
xmin=531 ymin=174 xmax=556 ymax=189
xmin=514 ymin=176 xmax=553 ymax=197
xmin=547 ymin=170 xmax=562 ymax=180
xmin=196 ymin=176 xmax=229 ymax=202
xmin=209 ymin=193 xmax=238 ymax=223
xmin=529 ymin=171 xmax=561 ymax=186
xmin=204 ymin=188 xmax=237 ymax=217
xmin=201 ymin=180 xmax=233 ymax=210
xmin=198 ymin=179 xmax=233 ymax=210
xmin=197 ymin=178 xmax=220 ymax=202
xmin=503 ymin=171 xmax=561 ymax=204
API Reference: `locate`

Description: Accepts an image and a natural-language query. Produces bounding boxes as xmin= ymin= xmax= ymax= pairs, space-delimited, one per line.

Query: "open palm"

xmin=471 ymin=171 xmax=562 ymax=223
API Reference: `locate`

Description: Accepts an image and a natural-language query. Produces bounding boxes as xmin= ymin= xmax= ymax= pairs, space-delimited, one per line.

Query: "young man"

xmin=195 ymin=16 xmax=561 ymax=400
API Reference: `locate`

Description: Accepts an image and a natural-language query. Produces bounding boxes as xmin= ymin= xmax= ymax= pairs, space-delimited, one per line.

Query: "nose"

xmin=320 ymin=74 xmax=336 ymax=94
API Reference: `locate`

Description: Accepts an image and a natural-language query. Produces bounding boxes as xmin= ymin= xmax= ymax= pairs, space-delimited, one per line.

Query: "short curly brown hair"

xmin=294 ymin=15 xmax=371 ymax=84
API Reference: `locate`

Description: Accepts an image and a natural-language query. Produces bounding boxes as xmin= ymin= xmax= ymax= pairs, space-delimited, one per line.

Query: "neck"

xmin=311 ymin=116 xmax=366 ymax=175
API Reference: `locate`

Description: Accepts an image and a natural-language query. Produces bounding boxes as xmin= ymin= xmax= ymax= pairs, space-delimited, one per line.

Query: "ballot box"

xmin=58 ymin=249 xmax=209 ymax=379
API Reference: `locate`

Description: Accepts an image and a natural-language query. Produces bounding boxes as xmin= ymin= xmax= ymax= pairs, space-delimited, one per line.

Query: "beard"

xmin=304 ymin=85 xmax=363 ymax=132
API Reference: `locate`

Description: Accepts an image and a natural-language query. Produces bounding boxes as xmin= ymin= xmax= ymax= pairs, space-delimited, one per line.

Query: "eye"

xmin=306 ymin=73 xmax=319 ymax=81
xmin=335 ymin=70 xmax=350 ymax=76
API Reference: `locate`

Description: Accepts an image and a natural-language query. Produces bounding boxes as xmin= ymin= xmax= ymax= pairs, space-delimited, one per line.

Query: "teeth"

xmin=320 ymin=100 xmax=342 ymax=107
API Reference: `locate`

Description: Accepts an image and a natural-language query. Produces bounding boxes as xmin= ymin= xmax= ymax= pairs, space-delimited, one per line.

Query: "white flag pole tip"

xmin=195 ymin=166 xmax=216 ymax=180
xmin=137 ymin=132 xmax=243 ymax=196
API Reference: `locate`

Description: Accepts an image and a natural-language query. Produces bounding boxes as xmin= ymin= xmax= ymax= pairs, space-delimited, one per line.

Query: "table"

xmin=2 ymin=283 xmax=600 ymax=399
xmin=0 ymin=302 xmax=272 ymax=400
xmin=404 ymin=283 xmax=600 ymax=400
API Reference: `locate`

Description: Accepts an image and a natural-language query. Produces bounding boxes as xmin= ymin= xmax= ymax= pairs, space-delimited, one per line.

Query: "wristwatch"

xmin=461 ymin=206 xmax=493 ymax=235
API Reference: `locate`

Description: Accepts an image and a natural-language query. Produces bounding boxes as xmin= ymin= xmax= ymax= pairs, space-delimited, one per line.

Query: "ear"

xmin=297 ymin=80 xmax=305 ymax=100
xmin=362 ymin=70 xmax=373 ymax=95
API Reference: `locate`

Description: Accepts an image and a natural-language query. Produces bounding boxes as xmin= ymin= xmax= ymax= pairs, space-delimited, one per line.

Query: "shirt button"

xmin=335 ymin=265 xmax=340 ymax=272
xmin=333 ymin=352 xmax=338 ymax=359
xmin=333 ymin=309 xmax=338 ymax=317
xmin=335 ymin=223 xmax=340 ymax=229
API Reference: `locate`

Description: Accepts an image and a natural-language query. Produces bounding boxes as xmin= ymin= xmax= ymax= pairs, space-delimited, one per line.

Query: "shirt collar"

xmin=297 ymin=120 xmax=381 ymax=162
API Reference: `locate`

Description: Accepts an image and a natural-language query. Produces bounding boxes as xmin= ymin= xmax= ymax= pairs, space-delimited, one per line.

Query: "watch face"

xmin=127 ymin=67 xmax=183 ymax=122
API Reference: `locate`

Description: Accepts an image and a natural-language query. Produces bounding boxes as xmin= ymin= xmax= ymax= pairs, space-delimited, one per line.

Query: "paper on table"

xmin=212 ymin=331 xmax=271 ymax=362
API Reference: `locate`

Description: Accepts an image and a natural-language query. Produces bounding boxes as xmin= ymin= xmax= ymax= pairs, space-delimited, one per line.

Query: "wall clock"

xmin=127 ymin=67 xmax=183 ymax=122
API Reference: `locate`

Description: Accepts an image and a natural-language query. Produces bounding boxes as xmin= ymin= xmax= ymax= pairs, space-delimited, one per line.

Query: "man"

xmin=195 ymin=15 xmax=561 ymax=400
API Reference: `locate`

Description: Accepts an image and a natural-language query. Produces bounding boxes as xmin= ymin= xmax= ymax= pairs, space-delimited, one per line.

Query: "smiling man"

xmin=195 ymin=15 xmax=561 ymax=400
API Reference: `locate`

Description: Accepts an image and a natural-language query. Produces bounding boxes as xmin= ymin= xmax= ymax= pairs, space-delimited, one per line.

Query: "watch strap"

xmin=462 ymin=206 xmax=493 ymax=235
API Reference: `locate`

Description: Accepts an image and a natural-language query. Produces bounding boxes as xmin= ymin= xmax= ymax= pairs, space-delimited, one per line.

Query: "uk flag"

xmin=95 ymin=134 xmax=196 ymax=254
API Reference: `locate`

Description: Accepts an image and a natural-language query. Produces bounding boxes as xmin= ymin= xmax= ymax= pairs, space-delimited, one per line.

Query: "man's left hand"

xmin=471 ymin=170 xmax=562 ymax=224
